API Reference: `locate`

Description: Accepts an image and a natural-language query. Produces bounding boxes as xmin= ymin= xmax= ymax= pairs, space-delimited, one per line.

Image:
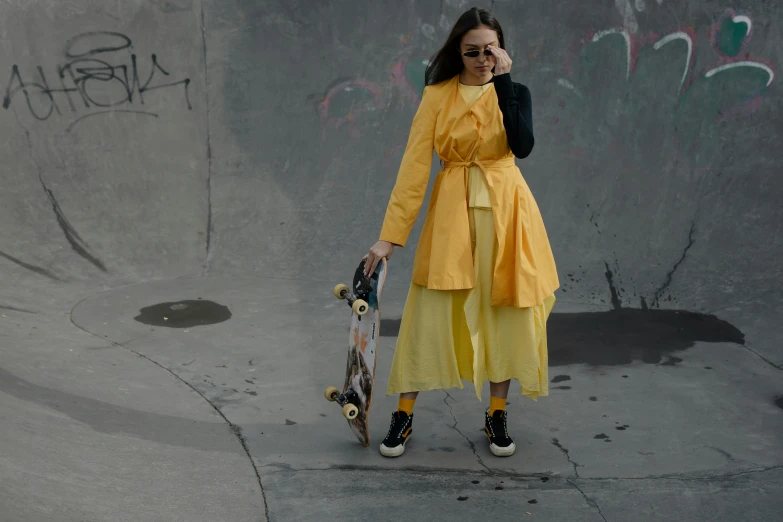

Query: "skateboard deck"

xmin=324 ymin=256 xmax=387 ymax=446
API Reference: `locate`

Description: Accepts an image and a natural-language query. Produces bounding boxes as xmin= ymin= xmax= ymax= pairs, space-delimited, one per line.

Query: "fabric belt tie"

xmin=442 ymin=157 xmax=516 ymax=188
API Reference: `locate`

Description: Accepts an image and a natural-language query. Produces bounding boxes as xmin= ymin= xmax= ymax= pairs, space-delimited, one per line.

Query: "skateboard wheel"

xmin=324 ymin=386 xmax=339 ymax=401
xmin=342 ymin=404 xmax=359 ymax=420
xmin=352 ymin=299 xmax=368 ymax=315
xmin=333 ymin=284 xmax=349 ymax=299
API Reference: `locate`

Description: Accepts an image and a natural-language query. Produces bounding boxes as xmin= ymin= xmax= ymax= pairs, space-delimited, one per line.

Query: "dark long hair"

xmin=425 ymin=7 xmax=506 ymax=86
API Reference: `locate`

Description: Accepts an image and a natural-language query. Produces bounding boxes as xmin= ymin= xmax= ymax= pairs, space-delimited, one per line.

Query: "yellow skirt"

xmin=386 ymin=206 xmax=556 ymax=401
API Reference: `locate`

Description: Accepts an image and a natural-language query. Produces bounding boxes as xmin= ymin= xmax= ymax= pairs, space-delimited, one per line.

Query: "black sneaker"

xmin=379 ymin=411 xmax=413 ymax=457
xmin=485 ymin=409 xmax=516 ymax=457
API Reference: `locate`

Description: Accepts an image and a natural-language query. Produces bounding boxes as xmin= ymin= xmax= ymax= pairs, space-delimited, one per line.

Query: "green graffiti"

xmin=675 ymin=63 xmax=770 ymax=155
xmin=718 ymin=16 xmax=748 ymax=57
xmin=328 ymin=88 xmax=375 ymax=119
xmin=404 ymin=58 xmax=428 ymax=96
xmin=549 ymin=21 xmax=774 ymax=172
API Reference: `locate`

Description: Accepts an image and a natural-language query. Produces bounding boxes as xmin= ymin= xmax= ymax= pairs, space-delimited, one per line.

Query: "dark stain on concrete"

xmin=157 ymin=0 xmax=192 ymax=13
xmin=604 ymin=262 xmax=623 ymax=310
xmin=546 ymin=309 xmax=744 ymax=366
xmin=43 ymin=183 xmax=107 ymax=272
xmin=0 ymin=304 xmax=37 ymax=314
xmin=594 ymin=433 xmax=609 ymax=440
xmin=660 ymin=356 xmax=684 ymax=366
xmin=381 ymin=308 xmax=743 ymax=367
xmin=551 ymin=375 xmax=571 ymax=383
xmin=0 ymin=250 xmax=62 ymax=281
xmin=134 ymin=299 xmax=231 ymax=328
xmin=589 ymin=396 xmax=598 ymax=401
xmin=775 ymin=397 xmax=783 ymax=410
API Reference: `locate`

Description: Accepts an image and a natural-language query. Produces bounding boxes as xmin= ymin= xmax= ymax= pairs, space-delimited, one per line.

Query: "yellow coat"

xmin=379 ymin=75 xmax=559 ymax=308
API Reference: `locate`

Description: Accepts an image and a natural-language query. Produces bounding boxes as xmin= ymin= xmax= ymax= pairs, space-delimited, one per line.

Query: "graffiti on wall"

xmin=2 ymin=31 xmax=192 ymax=130
xmin=311 ymin=78 xmax=385 ymax=138
xmin=313 ymin=5 xmax=774 ymax=136
xmin=308 ymin=4 xmax=777 ymax=310
xmin=311 ymin=29 xmax=431 ymax=141
xmin=309 ymin=4 xmax=776 ymax=184
xmin=562 ymin=9 xmax=773 ymax=101
xmin=311 ymin=28 xmax=433 ymax=164
xmin=548 ymin=6 xmax=776 ymax=308
xmin=551 ymin=7 xmax=775 ymax=168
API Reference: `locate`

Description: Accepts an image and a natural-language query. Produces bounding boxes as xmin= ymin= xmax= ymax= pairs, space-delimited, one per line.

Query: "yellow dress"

xmin=386 ymin=81 xmax=556 ymax=401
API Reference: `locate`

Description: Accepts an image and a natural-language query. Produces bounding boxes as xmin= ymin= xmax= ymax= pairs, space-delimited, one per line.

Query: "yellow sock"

xmin=489 ymin=396 xmax=507 ymax=415
xmin=398 ymin=397 xmax=416 ymax=415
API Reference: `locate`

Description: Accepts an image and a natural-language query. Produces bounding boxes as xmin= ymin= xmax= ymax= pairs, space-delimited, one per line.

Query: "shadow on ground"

xmin=381 ymin=308 xmax=745 ymax=367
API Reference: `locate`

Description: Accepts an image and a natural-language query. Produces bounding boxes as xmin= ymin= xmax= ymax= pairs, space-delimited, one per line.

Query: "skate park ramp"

xmin=1 ymin=0 xmax=781 ymax=520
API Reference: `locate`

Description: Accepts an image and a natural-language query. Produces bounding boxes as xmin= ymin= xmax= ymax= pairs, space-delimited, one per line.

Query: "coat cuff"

xmin=378 ymin=230 xmax=406 ymax=248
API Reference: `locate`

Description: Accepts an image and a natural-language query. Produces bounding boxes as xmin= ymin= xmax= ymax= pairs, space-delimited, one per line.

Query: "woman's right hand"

xmin=364 ymin=240 xmax=394 ymax=277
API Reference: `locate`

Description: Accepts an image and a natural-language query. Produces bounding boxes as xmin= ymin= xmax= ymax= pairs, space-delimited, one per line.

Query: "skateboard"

xmin=324 ymin=256 xmax=387 ymax=446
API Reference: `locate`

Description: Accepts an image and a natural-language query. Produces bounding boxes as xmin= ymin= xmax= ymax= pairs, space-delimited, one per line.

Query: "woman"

xmin=364 ymin=7 xmax=559 ymax=458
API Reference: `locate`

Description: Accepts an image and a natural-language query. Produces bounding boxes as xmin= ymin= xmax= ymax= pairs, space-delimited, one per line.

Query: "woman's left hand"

xmin=489 ymin=45 xmax=512 ymax=75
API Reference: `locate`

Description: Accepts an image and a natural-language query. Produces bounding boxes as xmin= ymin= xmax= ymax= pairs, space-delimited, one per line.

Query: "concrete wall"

xmin=1 ymin=0 xmax=780 ymax=314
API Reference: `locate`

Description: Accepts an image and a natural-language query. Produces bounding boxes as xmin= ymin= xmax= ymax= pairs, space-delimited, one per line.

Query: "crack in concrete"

xmin=691 ymin=465 xmax=783 ymax=481
xmin=742 ymin=344 xmax=783 ymax=372
xmin=200 ymin=0 xmax=214 ymax=277
xmin=706 ymin=445 xmax=744 ymax=465
xmin=13 ymin=109 xmax=106 ymax=273
xmin=552 ymin=438 xmax=581 ymax=478
xmin=443 ymin=391 xmax=493 ymax=474
xmin=652 ymin=220 xmax=696 ymax=307
xmin=262 ymin=462 xmax=552 ymax=481
xmin=261 ymin=462 xmax=783 ymax=483
xmin=69 ymin=306 xmax=270 ymax=521
xmin=567 ymin=478 xmax=608 ymax=521
xmin=582 ymin=465 xmax=783 ymax=482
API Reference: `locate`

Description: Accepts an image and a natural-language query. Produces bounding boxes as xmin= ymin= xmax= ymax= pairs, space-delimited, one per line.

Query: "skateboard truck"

xmin=332 ymin=258 xmax=378 ymax=316
xmin=324 ymin=386 xmax=360 ymax=419
xmin=333 ymin=283 xmax=369 ymax=315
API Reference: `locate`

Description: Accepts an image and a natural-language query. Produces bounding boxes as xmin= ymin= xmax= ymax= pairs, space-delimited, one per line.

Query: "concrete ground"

xmin=1 ymin=1 xmax=782 ymax=521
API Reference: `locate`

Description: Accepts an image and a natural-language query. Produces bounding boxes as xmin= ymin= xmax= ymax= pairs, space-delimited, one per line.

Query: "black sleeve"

xmin=493 ymin=73 xmax=534 ymax=158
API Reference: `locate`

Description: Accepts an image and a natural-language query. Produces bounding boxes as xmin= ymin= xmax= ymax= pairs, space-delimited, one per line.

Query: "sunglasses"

xmin=462 ymin=49 xmax=494 ymax=58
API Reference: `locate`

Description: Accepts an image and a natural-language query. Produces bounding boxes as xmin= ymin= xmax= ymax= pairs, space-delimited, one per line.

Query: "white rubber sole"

xmin=379 ymin=435 xmax=410 ymax=458
xmin=489 ymin=441 xmax=516 ymax=457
